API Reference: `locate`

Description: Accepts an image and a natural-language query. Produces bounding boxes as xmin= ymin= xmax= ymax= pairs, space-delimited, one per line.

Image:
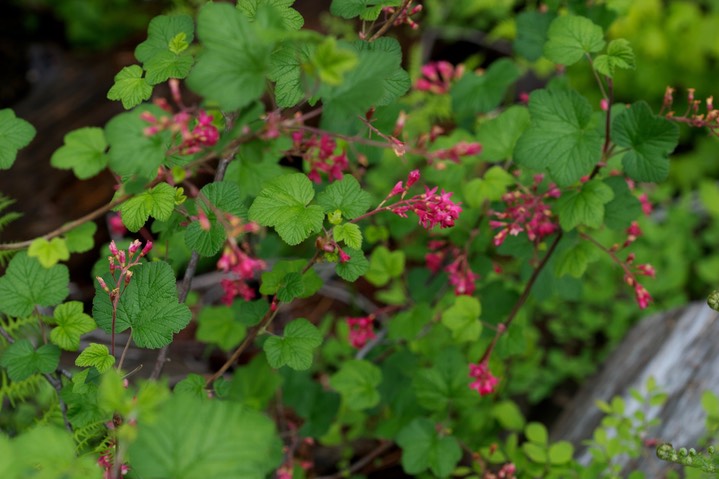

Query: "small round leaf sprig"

xmin=656 ymin=443 xmax=717 ymax=473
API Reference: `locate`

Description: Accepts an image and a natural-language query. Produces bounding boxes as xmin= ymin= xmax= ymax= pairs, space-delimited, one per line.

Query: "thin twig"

xmin=368 ymin=0 xmax=411 ymax=42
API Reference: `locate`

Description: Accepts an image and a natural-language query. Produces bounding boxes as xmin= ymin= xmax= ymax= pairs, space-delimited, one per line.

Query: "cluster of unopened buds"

xmin=612 ymin=222 xmax=655 ymax=309
xmin=468 ymin=360 xmax=499 ymax=396
xmin=96 ymin=240 xmax=153 ymax=299
xmin=415 ymin=61 xmax=464 ymax=94
xmin=489 ymin=173 xmax=560 ymax=247
xmin=427 ymin=140 xmax=482 ymax=166
xmin=661 ymin=86 xmax=719 ymax=134
xmin=346 ymin=314 xmax=376 ymax=349
xmin=217 ymin=242 xmax=266 ymax=305
xmin=98 ymin=452 xmax=129 ymax=478
xmin=384 ymin=170 xmax=463 ymax=230
xmin=290 ymin=131 xmax=349 ymax=183
xmin=426 ymin=240 xmax=478 ymax=296
xmin=381 ymin=0 xmax=422 ymax=30
xmin=483 ymin=463 xmax=517 ymax=479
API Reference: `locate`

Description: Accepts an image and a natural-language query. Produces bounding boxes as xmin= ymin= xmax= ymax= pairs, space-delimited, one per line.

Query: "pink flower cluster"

xmin=469 ymin=361 xmax=499 ymax=396
xmin=381 ymin=0 xmax=423 ymax=30
xmin=291 ymin=132 xmax=349 ymax=183
xmin=619 ymin=222 xmax=655 ymax=309
xmin=415 ymin=61 xmax=464 ymax=94
xmin=427 ymin=141 xmax=482 ymax=165
xmin=426 ymin=240 xmax=479 ymax=296
xmin=141 ymin=109 xmax=219 ymax=155
xmin=483 ymin=463 xmax=517 ymax=479
xmin=346 ymin=315 xmax=376 ymax=349
xmin=489 ymin=174 xmax=560 ymax=247
xmin=98 ymin=454 xmax=129 ymax=478
xmin=217 ymin=244 xmax=266 ymax=305
xmin=96 ymin=239 xmax=153 ymax=296
xmin=388 ymin=171 xmax=462 ymax=230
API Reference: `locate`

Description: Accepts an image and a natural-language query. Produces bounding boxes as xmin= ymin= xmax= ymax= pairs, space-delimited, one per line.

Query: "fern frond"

xmin=74 ymin=420 xmax=111 ymax=454
xmin=0 ymin=249 xmax=17 ymax=269
xmin=0 ymin=315 xmax=38 ymax=345
xmin=0 ymin=370 xmax=43 ymax=410
xmin=0 ymin=192 xmax=23 ymax=239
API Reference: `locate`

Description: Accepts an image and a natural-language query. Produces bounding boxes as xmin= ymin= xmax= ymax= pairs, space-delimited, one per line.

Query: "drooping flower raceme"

xmin=426 ymin=240 xmax=479 ymax=296
xmin=217 ymin=244 xmax=266 ymax=305
xmin=291 ymin=132 xmax=349 ymax=183
xmin=346 ymin=315 xmax=376 ymax=349
xmin=469 ymin=361 xmax=499 ymax=396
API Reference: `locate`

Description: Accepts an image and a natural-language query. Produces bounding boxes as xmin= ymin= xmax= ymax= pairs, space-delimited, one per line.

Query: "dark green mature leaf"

xmin=93 ymin=261 xmax=191 ymax=348
xmin=75 ymin=343 xmax=115 ymax=373
xmin=365 ymin=246 xmax=404 ymax=287
xmin=226 ymin=355 xmax=282 ymax=409
xmin=50 ymin=127 xmax=108 ymax=179
xmin=28 ymin=238 xmax=69 ymax=268
xmin=451 ymin=59 xmax=520 ymax=118
xmin=187 ymin=3 xmax=273 ymax=110
xmin=135 ymin=15 xmax=195 ymax=63
xmin=396 ymin=418 xmax=462 ymax=478
xmin=0 ymin=340 xmax=60 ymax=381
xmin=514 ymin=10 xmax=557 ymax=61
xmin=107 ymin=65 xmax=153 ymax=109
xmin=269 ymin=43 xmax=310 ymax=108
xmin=544 ymin=15 xmax=605 ymax=65
xmin=196 ymin=306 xmax=247 ymax=351
xmin=0 ymin=109 xmax=35 ymax=169
xmin=0 ymin=252 xmax=68 ymax=318
xmin=514 ymin=88 xmax=602 ymax=186
xmin=603 ymin=176 xmax=642 ymax=230
xmin=105 ymin=106 xmax=170 ymax=178
xmin=263 ymin=318 xmax=322 ymax=370
xmin=594 ymin=39 xmax=635 ymax=77
xmin=117 ymin=183 xmax=177 ymax=232
xmin=185 ymin=181 xmax=247 ymax=256
xmin=611 ymin=101 xmax=679 ymax=182
xmin=476 ymin=106 xmax=531 ymax=162
xmin=50 ymin=301 xmax=96 ymax=351
xmin=412 ymin=348 xmax=478 ymax=413
xmin=130 ymin=394 xmax=281 ymax=479
xmin=329 ymin=359 xmax=382 ymax=410
xmin=335 ymin=247 xmax=369 ymax=281
xmin=248 ymin=173 xmax=324 ymax=245
xmin=441 ymin=296 xmax=482 ymax=342
xmin=238 ymin=0 xmax=304 ymax=30
xmin=316 ymin=175 xmax=372 ymax=219
xmin=556 ymin=179 xmax=614 ymax=230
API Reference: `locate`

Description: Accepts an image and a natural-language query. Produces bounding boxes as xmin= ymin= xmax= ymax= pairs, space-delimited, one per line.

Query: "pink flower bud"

xmin=96 ymin=276 xmax=110 ymax=293
xmin=118 ymin=250 xmax=126 ymax=265
xmin=600 ymin=98 xmax=609 ymax=111
xmin=109 ymin=241 xmax=119 ymax=258
xmin=407 ymin=169 xmax=420 ymax=187
xmin=141 ymin=240 xmax=153 ymax=257
xmin=389 ymin=181 xmax=404 ymax=197
xmin=128 ymin=240 xmax=141 ymax=255
xmin=339 ymin=249 xmax=351 ymax=263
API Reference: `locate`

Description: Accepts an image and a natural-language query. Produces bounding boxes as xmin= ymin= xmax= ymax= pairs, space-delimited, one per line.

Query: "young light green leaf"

xmin=475 ymin=105 xmax=531 ymax=162
xmin=75 ymin=343 xmax=115 ymax=373
xmin=309 ymin=37 xmax=358 ymax=86
xmin=50 ymin=301 xmax=96 ymax=351
xmin=329 ymin=359 xmax=382 ymax=410
xmin=237 ymin=0 xmax=304 ymax=31
xmin=441 ymin=296 xmax=482 ymax=342
xmin=556 ymin=180 xmax=614 ymax=230
xmin=135 ymin=15 xmax=195 ymax=63
xmin=174 ymin=374 xmax=207 ymax=399
xmin=316 ymin=175 xmax=372 ymax=220
xmin=117 ymin=182 xmax=177 ymax=232
xmin=129 ymin=394 xmax=281 ymax=479
xmin=525 ymin=422 xmax=549 ymax=445
xmin=275 ymin=272 xmax=305 ymax=302
xmin=144 ymin=51 xmax=194 ymax=85
xmin=0 ymin=109 xmax=35 ymax=170
xmin=0 ymin=339 xmax=60 ymax=381
xmin=463 ymin=166 xmax=516 ymax=208
xmin=0 ymin=252 xmax=69 ymax=318
xmin=549 ymin=441 xmax=574 ymax=464
xmin=28 ymin=238 xmax=69 ymax=268
xmin=514 ymin=88 xmax=602 ymax=186
xmin=105 ymin=106 xmax=170 ymax=178
xmin=248 ymin=173 xmax=324 ymax=245
xmin=451 ymin=59 xmax=520 ymax=118
xmin=196 ymin=306 xmax=247 ymax=351
xmin=50 ymin=127 xmax=108 ymax=179
xmin=107 ymin=65 xmax=153 ymax=109
xmin=169 ymin=32 xmax=189 ymax=54
xmin=93 ymin=261 xmax=191 ymax=348
xmin=63 ymin=221 xmax=97 ymax=253
xmin=187 ymin=3 xmax=273 ymax=110
xmin=544 ymin=15 xmax=606 ymax=65
xmin=333 ymin=222 xmax=362 ymax=249
xmin=185 ymin=181 xmax=247 ymax=256
xmin=396 ymin=418 xmax=462 ymax=478
xmin=263 ymin=318 xmax=322 ymax=370
xmin=335 ymin=247 xmax=369 ymax=282
xmin=594 ymin=39 xmax=635 ymax=77
xmin=364 ymin=246 xmax=404 ymax=287
xmin=611 ymin=101 xmax=679 ymax=182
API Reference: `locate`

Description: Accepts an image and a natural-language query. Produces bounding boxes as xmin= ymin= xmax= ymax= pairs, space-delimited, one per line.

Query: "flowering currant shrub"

xmin=0 ymin=1 xmax=714 ymax=478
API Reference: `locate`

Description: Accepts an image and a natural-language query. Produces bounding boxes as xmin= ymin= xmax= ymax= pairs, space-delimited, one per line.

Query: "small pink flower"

xmin=338 ymin=249 xmax=351 ymax=263
xmin=346 ymin=315 xmax=376 ymax=349
xmin=634 ymin=283 xmax=652 ymax=309
xmin=638 ymin=193 xmax=653 ymax=216
xmin=389 ymin=181 xmax=405 ymax=197
xmin=407 ymin=169 xmax=420 ymax=187
xmin=600 ymin=98 xmax=609 ymax=111
xmin=468 ymin=361 xmax=499 ymax=396
xmin=109 ymin=214 xmax=127 ymax=236
xmin=637 ymin=263 xmax=656 ymax=278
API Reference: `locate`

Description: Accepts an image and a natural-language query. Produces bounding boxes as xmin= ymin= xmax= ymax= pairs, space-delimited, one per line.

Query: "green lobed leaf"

xmin=329 ymin=359 xmax=382 ymax=410
xmin=225 ymin=355 xmax=281 ymax=409
xmin=237 ymin=0 xmax=304 ymax=31
xmin=364 ymin=246 xmax=405 ymax=287
xmin=611 ymin=101 xmax=679 ymax=183
xmin=185 ymin=181 xmax=247 ymax=256
xmin=602 ymin=176 xmax=642 ymax=230
xmin=224 ymin=138 xmax=287 ymax=200
xmin=514 ymin=10 xmax=557 ymax=61
xmin=187 ymin=3 xmax=273 ymax=110
xmin=333 ymin=222 xmax=362 ymax=249
xmin=316 ymin=175 xmax=372 ymax=220
xmin=232 ymin=300 xmax=269 ymax=326
xmin=129 ymin=394 xmax=281 ymax=479
xmin=335 ymin=246 xmax=369 ymax=281
xmin=330 ymin=0 xmax=396 ymax=19
xmin=451 ymin=59 xmax=520 ymax=119
xmin=28 ymin=238 xmax=69 ymax=268
xmin=107 ymin=65 xmax=153 ymax=109
xmin=475 ymin=105 xmax=531 ymax=162
xmin=276 ymin=272 xmax=304 ymax=302
xmin=263 ymin=318 xmax=322 ymax=370
xmin=93 ymin=261 xmax=191 ymax=348
xmin=269 ymin=43 xmax=311 ymax=108
xmin=0 ymin=109 xmax=36 ymax=170
xmin=492 ymin=400 xmax=526 ymax=431
xmin=135 ymin=15 xmax=195 ymax=63
xmin=523 ymin=442 xmax=548 ymax=463
xmin=441 ymin=295 xmax=482 ymax=342
xmin=248 ymin=173 xmax=324 ymax=245
xmin=50 ymin=127 xmax=108 ymax=179
xmin=260 ymin=260 xmax=322 ymax=299
xmin=50 ymin=301 xmax=96 ymax=351
xmin=144 ymin=51 xmax=194 ymax=85
xmin=64 ymin=221 xmax=97 ymax=254
xmin=463 ymin=166 xmax=516 ymax=208
xmin=594 ymin=39 xmax=635 ymax=78
xmin=514 ymin=88 xmax=602 ymax=186
xmin=554 ymin=237 xmax=598 ymax=278
xmin=174 ymin=374 xmax=207 ymax=399
xmin=544 ymin=15 xmax=606 ymax=65
xmin=75 ymin=343 xmax=115 ymax=373
xmin=549 ymin=441 xmax=574 ymax=464
xmin=0 ymin=252 xmax=69 ymax=318
xmin=0 ymin=340 xmax=60 ymax=381
xmin=196 ymin=306 xmax=247 ymax=351
xmin=117 ymin=182 xmax=177 ymax=232
xmin=105 ymin=105 xmax=170 ymax=178
xmin=556 ymin=180 xmax=614 ymax=230
xmin=525 ymin=422 xmax=549 ymax=444
xmin=412 ymin=348 xmax=478 ymax=413
xmin=396 ymin=418 xmax=462 ymax=478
